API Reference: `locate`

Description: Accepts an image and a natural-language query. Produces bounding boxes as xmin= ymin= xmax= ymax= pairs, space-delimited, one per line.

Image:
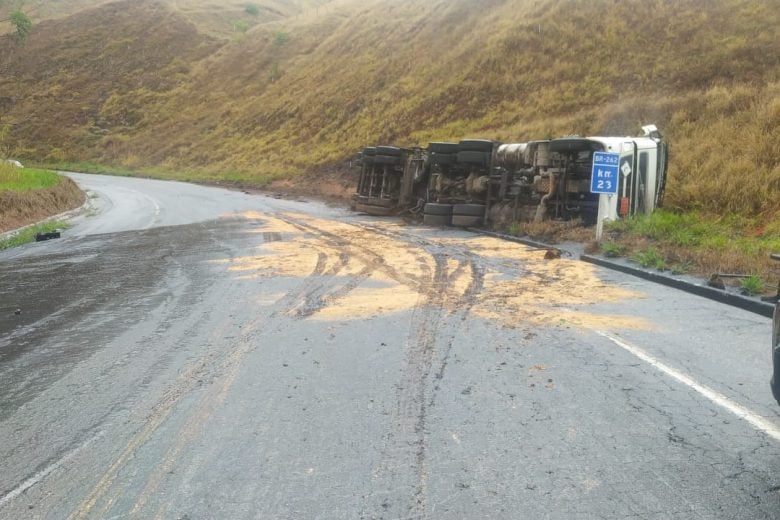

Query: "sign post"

xmin=591 ymin=151 xmax=620 ymax=240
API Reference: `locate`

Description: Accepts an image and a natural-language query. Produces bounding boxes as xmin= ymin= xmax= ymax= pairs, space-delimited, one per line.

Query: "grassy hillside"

xmin=0 ymin=0 xmax=335 ymax=37
xmin=1 ymin=0 xmax=779 ymax=226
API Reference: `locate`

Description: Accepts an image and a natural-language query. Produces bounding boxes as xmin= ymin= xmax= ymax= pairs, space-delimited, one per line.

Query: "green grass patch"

xmin=31 ymin=160 xmax=289 ymax=187
xmin=740 ymin=274 xmax=765 ymax=296
xmin=608 ymin=210 xmax=780 ymax=259
xmin=600 ymin=241 xmax=626 ymax=258
xmin=0 ymin=164 xmax=61 ymax=192
xmin=633 ymin=248 xmax=667 ymax=270
xmin=604 ymin=209 xmax=780 ymax=289
xmin=0 ymin=220 xmax=70 ymax=250
xmin=47 ymin=161 xmax=138 ymax=176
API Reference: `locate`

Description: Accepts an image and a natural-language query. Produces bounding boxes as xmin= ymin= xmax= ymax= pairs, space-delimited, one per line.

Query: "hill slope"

xmin=0 ymin=0 xmax=335 ymax=37
xmin=1 ymin=0 xmax=779 ymax=217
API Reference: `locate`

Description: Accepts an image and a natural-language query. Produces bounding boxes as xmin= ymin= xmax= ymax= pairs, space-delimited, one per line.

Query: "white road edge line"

xmin=596 ymin=331 xmax=780 ymax=442
xmin=0 ymin=431 xmax=105 ymax=508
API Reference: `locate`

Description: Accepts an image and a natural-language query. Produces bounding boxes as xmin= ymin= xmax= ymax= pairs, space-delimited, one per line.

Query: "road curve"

xmin=1 ymin=173 xmax=779 ymax=519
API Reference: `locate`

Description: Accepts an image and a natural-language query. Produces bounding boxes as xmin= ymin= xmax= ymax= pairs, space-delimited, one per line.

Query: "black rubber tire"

xmin=428 ymin=142 xmax=459 ymax=154
xmin=374 ymin=154 xmax=401 ymax=165
xmin=423 ymin=214 xmax=451 ymax=226
xmin=429 ymin=152 xmax=457 ymax=165
xmin=453 ymin=203 xmax=486 ymax=217
xmin=362 ymin=146 xmax=377 ymax=156
xmin=451 ymin=214 xmax=483 ymax=227
xmin=375 ymin=145 xmax=402 ymax=156
xmin=458 ymin=139 xmax=495 ymax=153
xmin=457 ymin=151 xmax=489 ymax=166
xmin=423 ymin=203 xmax=453 ymax=216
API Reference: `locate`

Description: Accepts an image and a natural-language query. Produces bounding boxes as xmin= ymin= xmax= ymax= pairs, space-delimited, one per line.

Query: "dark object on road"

xmin=35 ymin=230 xmax=61 ymax=242
xmin=14 ymin=308 xmax=21 ymax=315
xmin=544 ymin=249 xmax=561 ymax=260
xmin=770 ymin=253 xmax=780 ymax=406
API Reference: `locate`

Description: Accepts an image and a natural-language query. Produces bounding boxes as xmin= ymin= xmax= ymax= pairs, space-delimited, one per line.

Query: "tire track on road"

xmin=62 ymin=225 xmax=323 ymax=518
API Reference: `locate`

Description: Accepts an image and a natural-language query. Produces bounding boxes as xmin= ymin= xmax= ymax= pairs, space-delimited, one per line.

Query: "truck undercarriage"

xmin=352 ymin=125 xmax=668 ymax=230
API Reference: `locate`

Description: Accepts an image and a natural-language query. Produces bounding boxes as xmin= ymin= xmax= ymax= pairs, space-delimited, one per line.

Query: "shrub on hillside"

xmin=10 ymin=9 xmax=32 ymax=42
xmin=273 ymin=31 xmax=288 ymax=46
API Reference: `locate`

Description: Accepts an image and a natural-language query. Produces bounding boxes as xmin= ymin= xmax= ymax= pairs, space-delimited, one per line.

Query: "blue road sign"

xmin=590 ymin=151 xmax=620 ymax=194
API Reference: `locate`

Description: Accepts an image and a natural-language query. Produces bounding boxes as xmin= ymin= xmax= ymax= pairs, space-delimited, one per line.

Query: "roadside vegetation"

xmin=596 ymin=211 xmax=780 ymax=292
xmin=0 ymin=163 xmax=84 ymax=233
xmin=0 ymin=163 xmax=60 ymax=191
xmin=0 ymin=0 xmax=778 ymax=281
xmin=0 ymin=220 xmax=69 ymax=250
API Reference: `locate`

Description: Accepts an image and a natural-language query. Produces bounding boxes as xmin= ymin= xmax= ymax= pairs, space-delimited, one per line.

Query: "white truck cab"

xmin=578 ymin=125 xmax=668 ymax=237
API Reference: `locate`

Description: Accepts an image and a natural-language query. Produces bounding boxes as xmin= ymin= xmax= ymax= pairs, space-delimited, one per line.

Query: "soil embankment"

xmin=0 ymin=176 xmax=85 ymax=232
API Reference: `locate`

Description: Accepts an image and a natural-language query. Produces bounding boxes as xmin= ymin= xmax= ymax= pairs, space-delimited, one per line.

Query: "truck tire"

xmin=457 ymin=151 xmax=489 ymax=166
xmin=375 ymin=145 xmax=402 ymax=156
xmin=429 ymin=152 xmax=457 ymax=165
xmin=453 ymin=203 xmax=486 ymax=217
xmin=423 ymin=214 xmax=451 ymax=226
xmin=428 ymin=142 xmax=459 ymax=154
xmin=451 ymin=215 xmax=483 ymax=227
xmin=374 ymin=154 xmax=401 ymax=165
xmin=458 ymin=139 xmax=495 ymax=153
xmin=423 ymin=203 xmax=453 ymax=216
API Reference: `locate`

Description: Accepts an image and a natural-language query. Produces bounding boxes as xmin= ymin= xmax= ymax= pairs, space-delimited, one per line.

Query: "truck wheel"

xmin=457 ymin=151 xmax=489 ymax=166
xmin=423 ymin=214 xmax=451 ymax=226
xmin=458 ymin=139 xmax=495 ymax=153
xmin=429 ymin=152 xmax=457 ymax=165
xmin=375 ymin=145 xmax=402 ymax=156
xmin=374 ymin=154 xmax=401 ymax=165
xmin=423 ymin=203 xmax=453 ymax=216
xmin=451 ymin=215 xmax=483 ymax=227
xmin=428 ymin=142 xmax=459 ymax=154
xmin=453 ymin=203 xmax=486 ymax=217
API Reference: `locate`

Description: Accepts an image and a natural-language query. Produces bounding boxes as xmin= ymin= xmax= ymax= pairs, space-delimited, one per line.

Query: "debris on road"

xmin=35 ymin=230 xmax=61 ymax=242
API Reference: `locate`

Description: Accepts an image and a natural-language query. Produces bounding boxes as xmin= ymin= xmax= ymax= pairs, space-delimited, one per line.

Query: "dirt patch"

xmin=220 ymin=214 xmax=650 ymax=330
xmin=0 ymin=176 xmax=85 ymax=232
xmin=433 ymin=235 xmax=652 ymax=331
xmin=265 ymin=166 xmax=357 ymax=206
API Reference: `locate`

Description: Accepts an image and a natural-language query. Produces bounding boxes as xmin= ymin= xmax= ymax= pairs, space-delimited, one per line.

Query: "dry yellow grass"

xmin=0 ymin=0 xmax=333 ymax=36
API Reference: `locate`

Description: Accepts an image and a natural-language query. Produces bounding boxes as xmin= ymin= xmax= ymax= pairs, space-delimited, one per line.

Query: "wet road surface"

xmin=1 ymin=173 xmax=780 ymax=519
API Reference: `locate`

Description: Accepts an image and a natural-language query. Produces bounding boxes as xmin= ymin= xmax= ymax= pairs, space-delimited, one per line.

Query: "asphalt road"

xmin=1 ymin=173 xmax=780 ymax=519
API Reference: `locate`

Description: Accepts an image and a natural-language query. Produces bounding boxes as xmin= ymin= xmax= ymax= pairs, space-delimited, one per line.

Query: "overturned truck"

xmin=352 ymin=125 xmax=668 ymax=230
